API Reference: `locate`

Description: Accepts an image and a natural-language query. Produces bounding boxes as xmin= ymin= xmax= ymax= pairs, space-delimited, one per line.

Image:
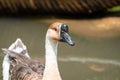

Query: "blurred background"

xmin=0 ymin=0 xmax=120 ymax=80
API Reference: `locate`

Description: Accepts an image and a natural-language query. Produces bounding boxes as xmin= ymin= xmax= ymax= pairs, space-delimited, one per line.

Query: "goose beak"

xmin=60 ymin=24 xmax=75 ymax=46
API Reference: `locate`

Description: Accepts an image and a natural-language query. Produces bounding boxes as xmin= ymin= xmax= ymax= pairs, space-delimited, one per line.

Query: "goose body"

xmin=2 ymin=38 xmax=30 ymax=80
xmin=2 ymin=22 xmax=75 ymax=80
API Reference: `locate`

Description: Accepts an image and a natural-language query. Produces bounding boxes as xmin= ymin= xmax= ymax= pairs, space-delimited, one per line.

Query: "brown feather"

xmin=2 ymin=48 xmax=44 ymax=80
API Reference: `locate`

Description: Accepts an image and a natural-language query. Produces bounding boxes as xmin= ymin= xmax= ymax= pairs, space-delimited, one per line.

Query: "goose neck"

xmin=45 ymin=37 xmax=58 ymax=63
xmin=42 ymin=36 xmax=62 ymax=80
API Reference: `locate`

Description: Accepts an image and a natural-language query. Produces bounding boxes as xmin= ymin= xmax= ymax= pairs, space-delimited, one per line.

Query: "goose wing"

xmin=2 ymin=38 xmax=30 ymax=80
xmin=2 ymin=49 xmax=44 ymax=80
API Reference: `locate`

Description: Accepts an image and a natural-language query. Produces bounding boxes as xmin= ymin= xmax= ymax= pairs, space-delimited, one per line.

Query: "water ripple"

xmin=59 ymin=57 xmax=120 ymax=66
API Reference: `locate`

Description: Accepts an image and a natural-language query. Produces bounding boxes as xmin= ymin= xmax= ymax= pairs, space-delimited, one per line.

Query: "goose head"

xmin=46 ymin=22 xmax=75 ymax=46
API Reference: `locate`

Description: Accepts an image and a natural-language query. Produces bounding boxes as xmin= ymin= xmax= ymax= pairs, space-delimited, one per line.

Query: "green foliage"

xmin=108 ymin=6 xmax=120 ymax=12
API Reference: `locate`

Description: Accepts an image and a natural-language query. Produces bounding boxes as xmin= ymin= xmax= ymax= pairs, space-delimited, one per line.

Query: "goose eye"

xmin=53 ymin=28 xmax=57 ymax=31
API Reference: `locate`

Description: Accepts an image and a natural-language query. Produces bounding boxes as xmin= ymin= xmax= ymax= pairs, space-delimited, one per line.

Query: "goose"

xmin=2 ymin=38 xmax=30 ymax=80
xmin=2 ymin=22 xmax=75 ymax=80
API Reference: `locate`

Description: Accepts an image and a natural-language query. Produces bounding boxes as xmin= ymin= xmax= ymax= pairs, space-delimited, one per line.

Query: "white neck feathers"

xmin=42 ymin=35 xmax=62 ymax=80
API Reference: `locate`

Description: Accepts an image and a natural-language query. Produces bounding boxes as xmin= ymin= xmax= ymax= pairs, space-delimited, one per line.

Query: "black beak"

xmin=60 ymin=24 xmax=75 ymax=46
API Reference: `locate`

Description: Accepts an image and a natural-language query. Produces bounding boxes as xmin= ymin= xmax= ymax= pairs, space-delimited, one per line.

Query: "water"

xmin=0 ymin=18 xmax=120 ymax=80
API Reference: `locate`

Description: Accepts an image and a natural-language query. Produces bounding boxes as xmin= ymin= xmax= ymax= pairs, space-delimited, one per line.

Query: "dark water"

xmin=0 ymin=18 xmax=120 ymax=80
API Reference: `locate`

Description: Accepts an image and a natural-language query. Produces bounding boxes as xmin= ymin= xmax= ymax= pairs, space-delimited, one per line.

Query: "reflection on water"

xmin=0 ymin=18 xmax=120 ymax=80
xmin=59 ymin=60 xmax=120 ymax=80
